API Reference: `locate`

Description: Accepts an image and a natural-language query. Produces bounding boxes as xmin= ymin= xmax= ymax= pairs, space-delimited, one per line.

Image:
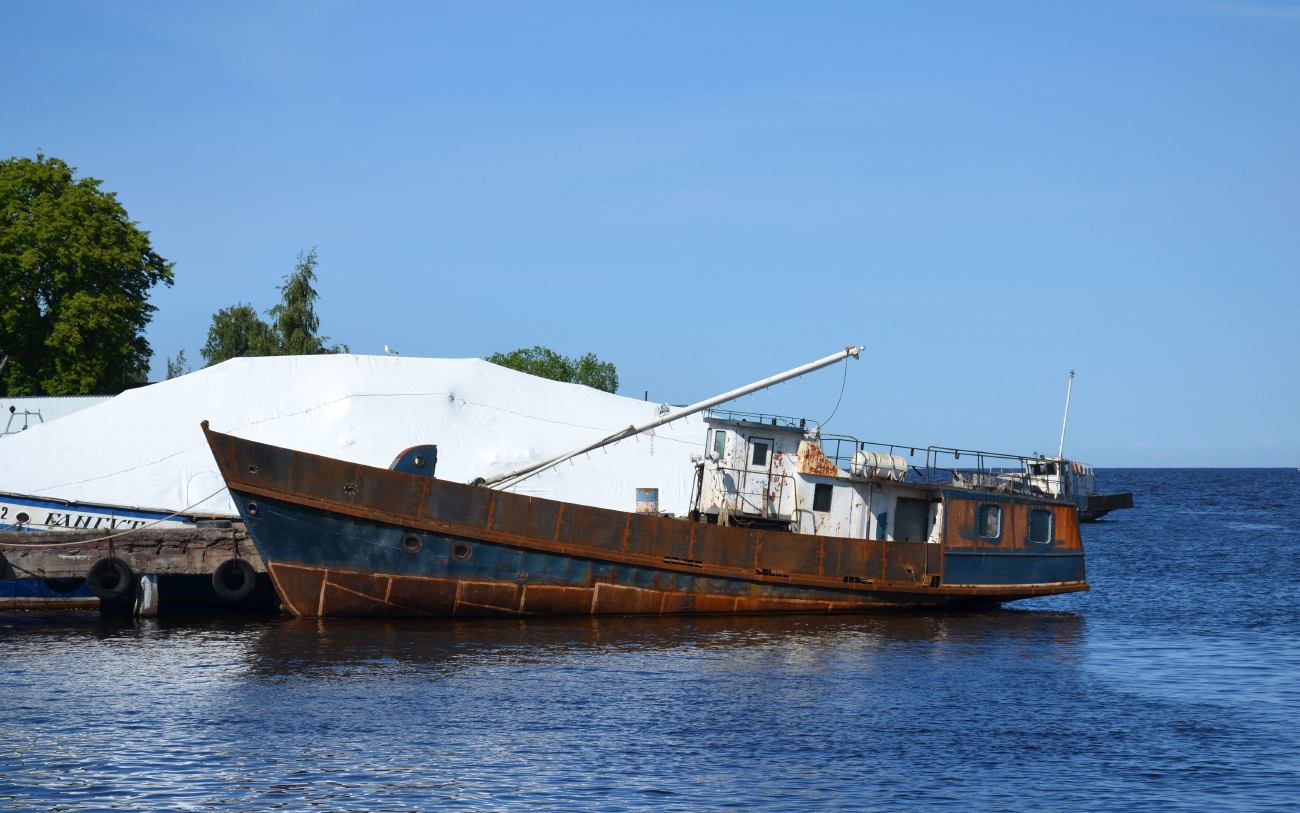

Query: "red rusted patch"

xmin=456 ymin=581 xmax=520 ymax=615
xmin=321 ymin=581 xmax=401 ymax=617
xmin=386 ymin=575 xmax=458 ymax=614
xmin=592 ymin=583 xmax=664 ymax=614
xmin=519 ymin=584 xmax=594 ymax=615
xmin=324 ymin=569 xmax=389 ymax=601
xmin=797 ymin=441 xmax=844 ymax=477
xmin=266 ymin=563 xmax=326 ymax=617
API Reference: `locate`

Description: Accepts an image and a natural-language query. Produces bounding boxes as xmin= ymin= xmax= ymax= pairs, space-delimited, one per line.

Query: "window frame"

xmin=976 ymin=503 xmax=1003 ymax=541
xmin=1028 ymin=508 xmax=1055 ymax=545
xmin=713 ymin=430 xmax=727 ymax=458
xmin=812 ymin=483 xmax=833 ymax=513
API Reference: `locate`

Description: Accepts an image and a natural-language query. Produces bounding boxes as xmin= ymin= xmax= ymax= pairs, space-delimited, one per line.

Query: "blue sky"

xmin=3 ymin=1 xmax=1297 ymax=466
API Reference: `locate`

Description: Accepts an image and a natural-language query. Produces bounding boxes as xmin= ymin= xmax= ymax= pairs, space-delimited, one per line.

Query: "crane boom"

xmin=480 ymin=345 xmax=864 ymax=490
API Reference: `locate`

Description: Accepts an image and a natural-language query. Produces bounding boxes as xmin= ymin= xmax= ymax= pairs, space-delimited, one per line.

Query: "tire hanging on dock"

xmin=86 ymin=557 xmax=136 ymax=601
xmin=212 ymin=559 xmax=257 ymax=602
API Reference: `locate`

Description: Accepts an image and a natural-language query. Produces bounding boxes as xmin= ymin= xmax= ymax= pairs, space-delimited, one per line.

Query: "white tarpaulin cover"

xmin=0 ymin=355 xmax=707 ymax=517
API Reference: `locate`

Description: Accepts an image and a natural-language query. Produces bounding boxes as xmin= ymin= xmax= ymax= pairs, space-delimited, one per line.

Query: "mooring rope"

xmin=0 ymin=487 xmax=230 ymax=548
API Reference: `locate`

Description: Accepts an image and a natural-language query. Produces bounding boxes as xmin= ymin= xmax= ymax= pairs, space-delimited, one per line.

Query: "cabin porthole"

xmin=412 ymin=454 xmax=427 ymax=469
xmin=402 ymin=534 xmax=422 ymax=554
xmin=451 ymin=542 xmax=472 ymax=561
xmin=246 ymin=502 xmax=258 ymax=516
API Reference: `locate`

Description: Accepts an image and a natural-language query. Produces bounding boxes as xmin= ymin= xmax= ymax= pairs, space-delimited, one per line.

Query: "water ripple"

xmin=2 ymin=468 xmax=1298 ymax=811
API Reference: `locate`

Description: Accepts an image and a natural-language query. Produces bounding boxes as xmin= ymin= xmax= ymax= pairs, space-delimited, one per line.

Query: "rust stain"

xmin=797 ymin=440 xmax=844 ymax=477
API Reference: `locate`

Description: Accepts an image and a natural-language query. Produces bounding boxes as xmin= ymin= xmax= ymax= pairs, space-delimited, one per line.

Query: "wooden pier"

xmin=0 ymin=525 xmax=277 ymax=615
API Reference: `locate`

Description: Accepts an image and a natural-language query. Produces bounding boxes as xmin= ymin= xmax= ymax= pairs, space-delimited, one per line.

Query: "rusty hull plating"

xmin=202 ymin=425 xmax=1087 ymax=618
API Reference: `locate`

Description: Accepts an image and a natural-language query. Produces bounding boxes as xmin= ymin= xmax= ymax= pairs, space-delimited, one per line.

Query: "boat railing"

xmin=708 ymin=465 xmax=796 ymax=520
xmin=814 ymin=436 xmax=1039 ymax=496
xmin=704 ymin=409 xmax=1041 ymax=498
xmin=705 ymin=408 xmax=810 ymax=431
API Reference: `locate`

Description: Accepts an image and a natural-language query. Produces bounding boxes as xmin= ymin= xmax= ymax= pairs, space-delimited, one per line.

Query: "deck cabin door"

xmin=741 ymin=436 xmax=775 ymax=517
xmin=893 ymin=496 xmax=935 ymax=584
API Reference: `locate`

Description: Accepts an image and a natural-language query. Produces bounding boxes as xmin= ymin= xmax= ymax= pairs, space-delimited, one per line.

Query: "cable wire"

xmin=819 ymin=358 xmax=849 ymax=430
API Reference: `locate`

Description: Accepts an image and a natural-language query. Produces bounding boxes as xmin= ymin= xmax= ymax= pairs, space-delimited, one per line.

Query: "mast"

xmin=1058 ymin=370 xmax=1074 ymax=459
xmin=480 ymin=345 xmax=865 ymax=490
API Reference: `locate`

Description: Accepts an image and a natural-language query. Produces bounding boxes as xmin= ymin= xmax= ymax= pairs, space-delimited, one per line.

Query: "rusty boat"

xmin=202 ymin=347 xmax=1088 ymax=618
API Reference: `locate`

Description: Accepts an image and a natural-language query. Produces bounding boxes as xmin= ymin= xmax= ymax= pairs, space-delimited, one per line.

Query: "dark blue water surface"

xmin=2 ymin=469 xmax=1298 ymax=812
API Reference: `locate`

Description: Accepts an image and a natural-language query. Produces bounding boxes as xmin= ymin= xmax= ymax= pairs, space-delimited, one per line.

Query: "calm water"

xmin=2 ymin=469 xmax=1297 ymax=812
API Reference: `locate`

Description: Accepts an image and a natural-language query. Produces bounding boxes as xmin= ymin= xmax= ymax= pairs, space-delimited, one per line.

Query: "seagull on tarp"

xmin=384 ymin=345 xmax=400 ymax=355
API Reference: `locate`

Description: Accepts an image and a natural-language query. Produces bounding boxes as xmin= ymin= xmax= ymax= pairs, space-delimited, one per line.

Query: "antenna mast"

xmin=1058 ymin=370 xmax=1074 ymax=459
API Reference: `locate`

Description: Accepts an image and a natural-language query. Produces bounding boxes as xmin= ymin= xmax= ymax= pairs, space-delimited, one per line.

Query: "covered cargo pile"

xmin=0 ymin=355 xmax=705 ymax=518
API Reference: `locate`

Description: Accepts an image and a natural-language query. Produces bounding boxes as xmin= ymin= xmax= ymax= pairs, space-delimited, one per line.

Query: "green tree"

xmin=200 ymin=303 xmax=279 ymax=366
xmin=487 ymin=346 xmax=619 ymax=394
xmin=165 ymin=349 xmax=191 ymax=379
xmin=0 ymin=153 xmax=175 ymax=395
xmin=268 ymin=248 xmax=345 ymax=356
xmin=199 ymin=247 xmax=348 ymax=367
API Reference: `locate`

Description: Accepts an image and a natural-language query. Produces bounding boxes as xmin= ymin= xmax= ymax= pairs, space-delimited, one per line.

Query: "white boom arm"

xmin=480 ymin=345 xmax=864 ymax=490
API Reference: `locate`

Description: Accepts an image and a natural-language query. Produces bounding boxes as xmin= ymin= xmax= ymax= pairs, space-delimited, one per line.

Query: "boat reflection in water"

xmin=203 ymin=347 xmax=1089 ymax=619
xmin=234 ymin=611 xmax=1088 ymax=678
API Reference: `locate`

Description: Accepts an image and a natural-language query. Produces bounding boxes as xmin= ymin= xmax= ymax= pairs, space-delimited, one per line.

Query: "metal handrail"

xmin=706 ymin=465 xmax=796 ymax=520
xmin=703 ymin=409 xmax=1045 ymax=497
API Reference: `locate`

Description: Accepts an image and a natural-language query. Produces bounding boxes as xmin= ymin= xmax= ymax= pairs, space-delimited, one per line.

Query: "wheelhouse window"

xmin=713 ymin=431 xmax=726 ymax=458
xmin=812 ymin=483 xmax=833 ymax=512
xmin=1029 ymin=509 xmax=1054 ymax=544
xmin=977 ymin=504 xmax=1003 ymax=540
xmin=750 ymin=441 xmax=770 ymax=467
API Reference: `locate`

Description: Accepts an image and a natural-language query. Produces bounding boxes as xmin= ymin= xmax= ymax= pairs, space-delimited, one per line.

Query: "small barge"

xmin=203 ymin=347 xmax=1089 ymax=618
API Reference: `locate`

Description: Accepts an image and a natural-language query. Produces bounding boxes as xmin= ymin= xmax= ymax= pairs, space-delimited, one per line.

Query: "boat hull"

xmin=204 ymin=426 xmax=1087 ymax=618
xmin=1079 ymin=492 xmax=1135 ymax=522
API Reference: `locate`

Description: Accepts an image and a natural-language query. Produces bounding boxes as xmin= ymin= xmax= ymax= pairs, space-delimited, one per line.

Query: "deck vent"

xmin=842 ymin=575 xmax=871 ymax=584
xmin=756 ymin=568 xmax=789 ymax=577
xmin=663 ymin=556 xmax=703 ymax=568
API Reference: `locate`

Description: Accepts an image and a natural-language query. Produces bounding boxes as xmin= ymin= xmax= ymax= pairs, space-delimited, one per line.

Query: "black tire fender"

xmin=212 ymin=559 xmax=257 ymax=602
xmin=86 ymin=557 xmax=135 ymax=601
xmin=43 ymin=577 xmax=86 ymax=594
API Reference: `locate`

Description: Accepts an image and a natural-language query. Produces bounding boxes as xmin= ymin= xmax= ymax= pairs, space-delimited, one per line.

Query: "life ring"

xmin=86 ymin=557 xmax=135 ymax=601
xmin=212 ymin=559 xmax=258 ymax=602
xmin=43 ymin=577 xmax=86 ymax=594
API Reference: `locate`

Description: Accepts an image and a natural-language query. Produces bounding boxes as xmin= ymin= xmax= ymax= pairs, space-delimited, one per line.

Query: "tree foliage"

xmin=200 ymin=247 xmax=348 ymax=367
xmin=200 ymin=304 xmax=278 ymax=366
xmin=487 ymin=346 xmax=619 ymax=394
xmin=0 ymin=153 xmax=174 ymax=395
xmin=165 ymin=349 xmax=191 ymax=380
